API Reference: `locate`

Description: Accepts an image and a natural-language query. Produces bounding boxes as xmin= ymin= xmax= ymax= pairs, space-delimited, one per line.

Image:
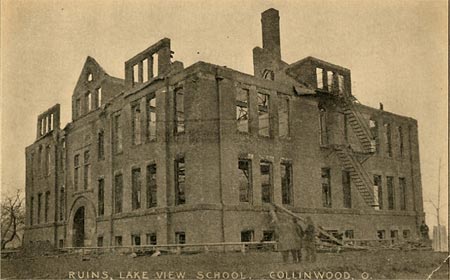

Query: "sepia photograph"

xmin=1 ymin=0 xmax=448 ymax=279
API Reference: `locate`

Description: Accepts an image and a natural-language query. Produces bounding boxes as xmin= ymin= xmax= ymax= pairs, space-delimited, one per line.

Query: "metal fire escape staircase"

xmin=333 ymin=96 xmax=377 ymax=207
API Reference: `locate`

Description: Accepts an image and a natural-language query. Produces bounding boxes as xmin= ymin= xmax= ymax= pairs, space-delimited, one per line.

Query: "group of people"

xmin=269 ymin=208 xmax=316 ymax=263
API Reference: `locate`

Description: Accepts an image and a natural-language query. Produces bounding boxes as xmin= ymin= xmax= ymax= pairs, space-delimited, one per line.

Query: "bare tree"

xmin=1 ymin=190 xmax=25 ymax=249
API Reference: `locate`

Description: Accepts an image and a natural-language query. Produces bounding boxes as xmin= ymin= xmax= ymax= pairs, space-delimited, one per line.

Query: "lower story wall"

xmin=24 ymin=205 xmax=423 ymax=247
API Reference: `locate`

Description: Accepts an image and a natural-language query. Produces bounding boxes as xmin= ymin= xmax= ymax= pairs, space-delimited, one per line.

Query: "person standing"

xmin=269 ymin=208 xmax=300 ymax=263
xmin=293 ymin=217 xmax=304 ymax=263
xmin=420 ymin=220 xmax=430 ymax=240
xmin=303 ymin=216 xmax=316 ymax=262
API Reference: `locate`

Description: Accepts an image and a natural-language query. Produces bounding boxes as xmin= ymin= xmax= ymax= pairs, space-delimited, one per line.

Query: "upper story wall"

xmin=71 ymin=57 xmax=125 ymax=121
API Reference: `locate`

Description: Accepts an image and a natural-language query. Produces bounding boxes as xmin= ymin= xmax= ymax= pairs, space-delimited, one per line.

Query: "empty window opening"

xmin=114 ymin=174 xmax=123 ymax=213
xmin=175 ymin=90 xmax=185 ymax=133
xmin=344 ymin=230 xmax=354 ymax=239
xmin=115 ymin=236 xmax=123 ymax=246
xmin=260 ymin=161 xmax=273 ymax=203
xmin=262 ymin=69 xmax=274 ymax=80
xmin=373 ymin=175 xmax=382 ymax=210
xmin=377 ymin=230 xmax=386 ymax=239
xmin=146 ymin=233 xmax=157 ymax=245
xmin=319 ymin=108 xmax=328 ymax=146
xmin=97 ymin=88 xmax=102 ymax=108
xmin=37 ymin=193 xmax=42 ymax=224
xmin=131 ymin=234 xmax=141 ymax=246
xmin=44 ymin=191 xmax=50 ymax=223
xmin=175 ymin=157 xmax=186 ymax=205
xmin=236 ymin=88 xmax=249 ymax=133
xmin=262 ymin=230 xmax=275 ymax=241
xmin=175 ymin=232 xmax=185 ymax=244
xmin=87 ymin=92 xmax=92 ymax=111
xmin=387 ymin=176 xmax=395 ymax=210
xmin=258 ymin=92 xmax=270 ymax=137
xmin=321 ymin=168 xmax=331 ymax=208
xmin=132 ymin=103 xmax=142 ymax=145
xmin=241 ymin=230 xmax=254 ymax=242
xmin=146 ymin=164 xmax=157 ymax=208
xmin=98 ymin=130 xmax=105 ymax=160
xmin=390 ymin=230 xmax=398 ymax=240
xmin=238 ymin=159 xmax=252 ymax=203
xmin=384 ymin=123 xmax=392 ymax=157
xmin=83 ymin=150 xmax=90 ymax=190
xmin=399 ymin=178 xmax=406 ymax=210
xmin=152 ymin=53 xmax=159 ymax=77
xmin=74 ymin=154 xmax=80 ymax=191
xmin=98 ymin=179 xmax=104 ymax=216
xmin=49 ymin=114 xmax=54 ymax=131
xmin=369 ymin=119 xmax=379 ymax=153
xmin=97 ymin=236 xmax=103 ymax=247
xmin=59 ymin=239 xmax=64 ymax=248
xmin=146 ymin=95 xmax=157 ymax=141
xmin=398 ymin=126 xmax=404 ymax=157
xmin=133 ymin=64 xmax=139 ymax=84
xmin=59 ymin=187 xmax=65 ymax=221
xmin=402 ymin=230 xmax=410 ymax=239
xmin=40 ymin=118 xmax=45 ymax=135
xmin=142 ymin=58 xmax=149 ymax=82
xmin=327 ymin=71 xmax=334 ymax=92
xmin=316 ymin=68 xmax=323 ymax=89
xmin=338 ymin=75 xmax=345 ymax=94
xmin=88 ymin=73 xmax=93 ymax=82
xmin=132 ymin=168 xmax=142 ymax=210
xmin=113 ymin=113 xmax=123 ymax=154
xmin=278 ymin=96 xmax=290 ymax=137
xmin=342 ymin=170 xmax=352 ymax=208
xmin=281 ymin=161 xmax=293 ymax=205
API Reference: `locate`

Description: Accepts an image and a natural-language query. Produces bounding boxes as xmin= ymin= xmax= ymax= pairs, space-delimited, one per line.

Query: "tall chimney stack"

xmin=261 ymin=8 xmax=281 ymax=59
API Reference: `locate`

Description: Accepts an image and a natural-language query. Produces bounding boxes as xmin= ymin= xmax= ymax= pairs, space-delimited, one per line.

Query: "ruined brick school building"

xmin=24 ymin=8 xmax=424 ymax=248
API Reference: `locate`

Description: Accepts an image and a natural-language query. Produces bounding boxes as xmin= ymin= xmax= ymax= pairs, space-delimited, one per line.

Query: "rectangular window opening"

xmin=258 ymin=92 xmax=270 ymax=137
xmin=321 ymin=168 xmax=331 ymax=208
xmin=175 ymin=232 xmax=185 ymax=244
xmin=83 ymin=150 xmax=90 ymax=190
xmin=152 ymin=54 xmax=159 ymax=77
xmin=142 ymin=58 xmax=149 ymax=82
xmin=146 ymin=233 xmax=157 ymax=245
xmin=115 ymin=236 xmax=123 ymax=246
xmin=238 ymin=159 xmax=252 ymax=203
xmin=113 ymin=113 xmax=123 ymax=154
xmin=316 ymin=68 xmax=323 ymax=89
xmin=114 ymin=174 xmax=123 ymax=213
xmin=387 ymin=176 xmax=395 ymax=210
xmin=261 ymin=161 xmax=273 ymax=203
xmin=132 ymin=168 xmax=142 ymax=210
xmin=399 ymin=178 xmax=406 ymax=211
xmin=327 ymin=71 xmax=334 ymax=92
xmin=132 ymin=103 xmax=142 ymax=145
xmin=175 ymin=90 xmax=185 ymax=133
xmin=241 ymin=230 xmax=254 ymax=242
xmin=146 ymin=95 xmax=157 ymax=141
xmin=146 ymin=164 xmax=157 ymax=208
xmin=236 ymin=88 xmax=249 ymax=133
xmin=98 ymin=179 xmax=104 ymax=216
xmin=133 ymin=64 xmax=139 ymax=84
xmin=373 ymin=175 xmax=383 ymax=210
xmin=175 ymin=157 xmax=186 ymax=205
xmin=131 ymin=234 xmax=141 ymax=246
xmin=384 ymin=123 xmax=392 ymax=157
xmin=98 ymin=130 xmax=105 ymax=160
xmin=74 ymin=154 xmax=80 ymax=191
xmin=281 ymin=161 xmax=293 ymax=205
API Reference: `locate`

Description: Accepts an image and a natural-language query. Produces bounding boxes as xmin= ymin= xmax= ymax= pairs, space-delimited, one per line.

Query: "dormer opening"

xmin=88 ymin=73 xmax=93 ymax=82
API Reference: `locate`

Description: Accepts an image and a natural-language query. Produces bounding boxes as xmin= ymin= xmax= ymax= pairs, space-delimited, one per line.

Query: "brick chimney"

xmin=261 ymin=8 xmax=281 ymax=59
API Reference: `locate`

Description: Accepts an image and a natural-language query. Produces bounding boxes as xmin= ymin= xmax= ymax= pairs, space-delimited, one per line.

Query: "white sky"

xmin=1 ymin=0 xmax=448 ymax=229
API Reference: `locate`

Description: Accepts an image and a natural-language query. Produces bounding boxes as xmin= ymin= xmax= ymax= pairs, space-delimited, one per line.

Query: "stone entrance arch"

xmin=67 ymin=195 xmax=97 ymax=247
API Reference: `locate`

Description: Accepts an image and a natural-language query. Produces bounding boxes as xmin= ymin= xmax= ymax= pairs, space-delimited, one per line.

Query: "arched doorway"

xmin=73 ymin=207 xmax=85 ymax=247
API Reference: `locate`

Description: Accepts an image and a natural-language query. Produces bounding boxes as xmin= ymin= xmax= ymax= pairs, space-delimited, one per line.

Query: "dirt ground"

xmin=1 ymin=250 xmax=449 ymax=280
